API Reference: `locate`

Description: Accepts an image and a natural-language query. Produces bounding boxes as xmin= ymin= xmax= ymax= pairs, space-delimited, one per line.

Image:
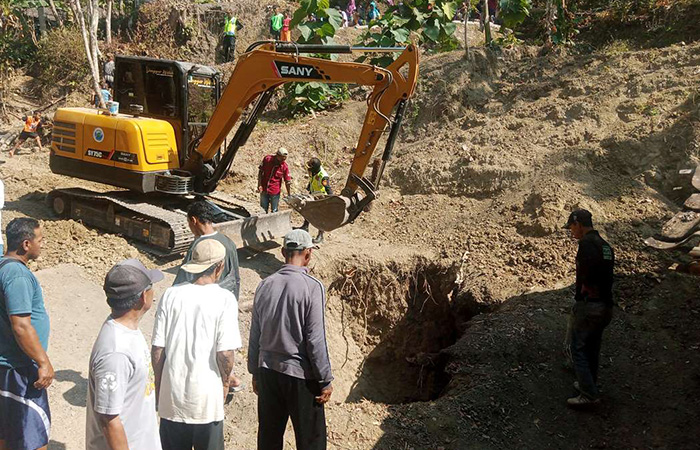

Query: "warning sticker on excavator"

xmin=273 ymin=61 xmax=323 ymax=80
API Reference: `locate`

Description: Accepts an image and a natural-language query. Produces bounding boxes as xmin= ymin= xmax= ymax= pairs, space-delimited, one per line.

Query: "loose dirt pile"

xmin=1 ymin=33 xmax=699 ymax=449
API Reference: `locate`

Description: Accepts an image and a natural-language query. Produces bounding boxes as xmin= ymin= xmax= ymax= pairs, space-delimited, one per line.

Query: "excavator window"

xmin=187 ymin=75 xmax=218 ymax=126
xmin=114 ymin=60 xmax=181 ymax=119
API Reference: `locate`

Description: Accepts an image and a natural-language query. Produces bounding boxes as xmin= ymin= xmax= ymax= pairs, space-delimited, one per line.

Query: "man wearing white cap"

xmin=257 ymin=147 xmax=292 ymax=213
xmin=151 ymin=240 xmax=242 ymax=450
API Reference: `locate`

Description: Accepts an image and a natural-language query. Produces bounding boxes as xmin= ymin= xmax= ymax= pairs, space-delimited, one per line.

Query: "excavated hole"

xmin=331 ymin=259 xmax=486 ymax=404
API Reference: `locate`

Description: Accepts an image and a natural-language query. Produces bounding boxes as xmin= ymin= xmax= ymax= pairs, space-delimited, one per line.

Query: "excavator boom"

xmin=187 ymin=42 xmax=420 ymax=231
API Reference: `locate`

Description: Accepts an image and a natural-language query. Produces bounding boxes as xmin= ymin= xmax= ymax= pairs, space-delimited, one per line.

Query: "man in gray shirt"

xmin=86 ymin=259 xmax=164 ymax=449
xmin=248 ymin=229 xmax=333 ymax=450
xmin=173 ymin=200 xmax=240 ymax=300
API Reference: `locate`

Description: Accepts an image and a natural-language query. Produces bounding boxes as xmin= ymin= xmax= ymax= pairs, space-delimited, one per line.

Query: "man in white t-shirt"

xmin=151 ymin=239 xmax=241 ymax=450
xmin=86 ymin=259 xmax=164 ymax=450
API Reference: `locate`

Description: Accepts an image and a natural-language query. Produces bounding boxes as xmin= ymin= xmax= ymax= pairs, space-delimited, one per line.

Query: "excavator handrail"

xmin=245 ymin=41 xmax=409 ymax=54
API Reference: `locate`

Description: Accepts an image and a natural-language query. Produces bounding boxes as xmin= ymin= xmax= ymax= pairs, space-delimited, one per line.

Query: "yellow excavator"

xmin=48 ymin=42 xmax=419 ymax=254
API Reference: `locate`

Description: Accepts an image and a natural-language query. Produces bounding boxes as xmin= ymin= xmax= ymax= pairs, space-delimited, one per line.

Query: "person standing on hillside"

xmin=270 ymin=6 xmax=284 ymax=40
xmin=346 ymin=0 xmax=357 ymax=26
xmin=86 ymin=259 xmax=164 ymax=450
xmin=563 ymin=209 xmax=614 ymax=408
xmin=258 ymin=148 xmax=292 ymax=213
xmin=367 ymin=1 xmax=380 ymax=22
xmin=103 ymin=55 xmax=115 ymax=89
xmin=152 ymin=239 xmax=241 ymax=450
xmin=0 ymin=218 xmax=53 ymax=450
xmin=248 ymin=229 xmax=333 ymax=450
xmin=9 ymin=111 xmax=43 ymax=157
xmin=296 ymin=157 xmax=332 ymax=245
xmin=280 ymin=11 xmax=292 ymax=41
xmin=222 ymin=11 xmax=244 ymax=62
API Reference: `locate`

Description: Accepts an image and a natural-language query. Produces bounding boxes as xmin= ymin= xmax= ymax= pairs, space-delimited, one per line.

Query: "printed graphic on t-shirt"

xmin=99 ymin=372 xmax=118 ymax=392
xmin=144 ymin=346 xmax=155 ymax=397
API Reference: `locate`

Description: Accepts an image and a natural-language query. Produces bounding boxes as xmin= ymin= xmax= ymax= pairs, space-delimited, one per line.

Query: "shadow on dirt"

xmin=367 ymin=268 xmax=700 ymax=449
xmin=55 ymin=369 xmax=88 ymax=408
xmin=238 ymin=246 xmax=283 ymax=277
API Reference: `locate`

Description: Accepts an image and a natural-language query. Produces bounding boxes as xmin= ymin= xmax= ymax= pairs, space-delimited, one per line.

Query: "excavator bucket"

xmin=285 ymin=194 xmax=351 ymax=232
xmin=215 ymin=210 xmax=293 ymax=248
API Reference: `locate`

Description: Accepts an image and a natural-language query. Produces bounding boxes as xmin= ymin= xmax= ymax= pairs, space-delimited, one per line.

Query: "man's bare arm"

xmin=9 ymin=314 xmax=53 ymax=389
xmin=151 ymin=346 xmax=166 ymax=407
xmin=216 ymin=350 xmax=235 ymax=402
xmin=97 ymin=414 xmax=129 ymax=450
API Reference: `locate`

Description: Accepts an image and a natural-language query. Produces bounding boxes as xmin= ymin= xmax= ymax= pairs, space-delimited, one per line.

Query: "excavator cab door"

xmin=186 ymin=72 xmax=222 ymax=164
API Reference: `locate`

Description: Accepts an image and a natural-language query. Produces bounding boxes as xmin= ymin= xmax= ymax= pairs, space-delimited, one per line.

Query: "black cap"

xmin=563 ymin=209 xmax=593 ymax=229
xmin=104 ymin=259 xmax=164 ymax=300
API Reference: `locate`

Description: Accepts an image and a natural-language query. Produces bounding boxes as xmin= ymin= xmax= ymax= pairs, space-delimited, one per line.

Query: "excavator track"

xmin=48 ymin=188 xmax=195 ymax=255
xmin=47 ymin=188 xmax=291 ymax=256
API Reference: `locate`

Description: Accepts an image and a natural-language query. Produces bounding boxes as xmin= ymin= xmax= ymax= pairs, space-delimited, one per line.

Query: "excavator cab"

xmin=50 ymin=56 xmax=224 ymax=196
xmin=113 ymin=56 xmax=222 ymax=166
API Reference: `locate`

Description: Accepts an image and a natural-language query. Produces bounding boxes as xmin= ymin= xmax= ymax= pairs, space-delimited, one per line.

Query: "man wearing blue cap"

xmin=86 ymin=259 xmax=164 ymax=449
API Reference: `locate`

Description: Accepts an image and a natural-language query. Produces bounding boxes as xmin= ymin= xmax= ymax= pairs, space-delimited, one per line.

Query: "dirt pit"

xmin=320 ymin=257 xmax=492 ymax=405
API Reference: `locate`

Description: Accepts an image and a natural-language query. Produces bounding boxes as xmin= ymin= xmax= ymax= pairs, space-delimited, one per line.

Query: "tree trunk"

xmin=38 ymin=6 xmax=46 ymax=38
xmin=69 ymin=0 xmax=105 ymax=109
xmin=544 ymin=0 xmax=555 ymax=47
xmin=47 ymin=0 xmax=64 ymax=27
xmin=484 ymin=0 xmax=492 ymax=44
xmin=106 ymin=0 xmax=112 ymax=44
xmin=464 ymin=6 xmax=469 ymax=56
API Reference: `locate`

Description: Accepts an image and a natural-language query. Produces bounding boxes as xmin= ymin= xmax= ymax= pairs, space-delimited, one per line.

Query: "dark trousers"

xmin=223 ymin=35 xmax=236 ymax=62
xmin=257 ymin=368 xmax=326 ymax=450
xmin=160 ymin=418 xmax=224 ymax=450
xmin=570 ymin=300 xmax=612 ymax=399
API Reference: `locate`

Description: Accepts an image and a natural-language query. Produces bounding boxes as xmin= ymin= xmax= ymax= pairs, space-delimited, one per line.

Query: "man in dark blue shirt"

xmin=563 ymin=209 xmax=614 ymax=408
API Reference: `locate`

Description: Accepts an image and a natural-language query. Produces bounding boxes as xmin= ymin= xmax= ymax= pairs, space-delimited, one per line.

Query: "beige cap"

xmin=181 ymin=239 xmax=226 ymax=274
xmin=277 ymin=147 xmax=289 ymax=156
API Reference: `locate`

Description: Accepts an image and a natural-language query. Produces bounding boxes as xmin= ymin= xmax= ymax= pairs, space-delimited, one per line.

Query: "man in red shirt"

xmin=258 ymin=147 xmax=292 ymax=213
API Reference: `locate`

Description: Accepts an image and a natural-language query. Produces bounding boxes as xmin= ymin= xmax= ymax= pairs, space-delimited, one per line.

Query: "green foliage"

xmin=280 ymin=82 xmax=349 ymax=116
xmin=357 ymin=0 xmax=459 ymax=65
xmin=281 ymin=0 xmax=346 ymax=116
xmin=498 ymin=0 xmax=531 ymax=30
xmin=290 ymin=0 xmax=342 ymax=44
xmin=493 ymin=31 xmax=522 ymax=47
xmin=33 ymin=27 xmax=90 ymax=95
xmin=551 ymin=0 xmax=580 ymax=45
xmin=0 ymin=0 xmax=42 ymax=70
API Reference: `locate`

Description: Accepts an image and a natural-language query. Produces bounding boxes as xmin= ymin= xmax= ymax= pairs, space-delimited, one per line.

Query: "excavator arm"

xmin=184 ymin=42 xmax=419 ymax=231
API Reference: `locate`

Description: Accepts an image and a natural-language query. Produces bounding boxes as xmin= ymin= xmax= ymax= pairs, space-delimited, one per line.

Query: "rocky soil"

xmin=1 ymin=28 xmax=699 ymax=449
